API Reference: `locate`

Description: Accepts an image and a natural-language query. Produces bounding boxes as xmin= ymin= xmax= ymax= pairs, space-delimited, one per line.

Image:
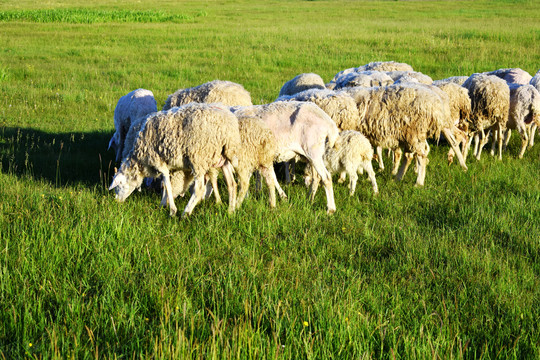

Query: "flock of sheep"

xmin=107 ymin=61 xmax=540 ymax=216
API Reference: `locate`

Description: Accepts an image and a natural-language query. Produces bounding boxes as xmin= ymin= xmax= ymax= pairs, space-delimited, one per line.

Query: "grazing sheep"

xmin=501 ymin=84 xmax=540 ymax=158
xmin=109 ymin=88 xmax=157 ymax=162
xmin=304 ymin=130 xmax=379 ymax=196
xmin=462 ymin=73 xmax=510 ymax=161
xmin=278 ymin=73 xmax=326 ymax=97
xmin=433 ymin=76 xmax=469 ymax=86
xmin=109 ymin=103 xmax=241 ymax=217
xmin=232 ymin=101 xmax=340 ymax=214
xmin=343 ymin=84 xmax=449 ymax=186
xmin=528 ymin=70 xmax=540 ymax=147
xmin=386 ymin=71 xmax=433 ymax=85
xmin=357 ymin=61 xmax=414 ymax=72
xmin=486 ymin=68 xmax=532 ymax=85
xmin=277 ymin=89 xmax=359 ymax=131
xmin=433 ymin=82 xmax=471 ymax=164
xmin=163 ymin=80 xmax=252 ymax=110
xmin=332 ymin=71 xmax=394 ymax=89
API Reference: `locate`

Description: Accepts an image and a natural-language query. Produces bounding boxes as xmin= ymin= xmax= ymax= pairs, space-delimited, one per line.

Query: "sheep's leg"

xmin=528 ymin=124 xmax=537 ymax=148
xmin=503 ymin=128 xmax=511 ymax=150
xmin=270 ymin=167 xmax=287 ymax=200
xmin=161 ymin=172 xmax=177 ymax=216
xmin=391 ymin=148 xmax=403 ymax=176
xmin=490 ymin=128 xmax=497 ymax=157
xmin=517 ymin=124 xmax=529 ymax=159
xmin=376 ymin=146 xmax=385 ymax=170
xmin=207 ymin=168 xmax=221 ymax=204
xmin=497 ymin=124 xmax=504 ymax=160
xmin=310 ymin=158 xmax=336 ymax=214
xmin=222 ymin=161 xmax=237 ymax=214
xmin=236 ymin=168 xmax=251 ymax=209
xmin=395 ymin=150 xmax=414 ymax=181
xmin=309 ymin=163 xmax=321 ymax=202
xmin=182 ymin=177 xmax=205 ymax=217
xmin=442 ymin=128 xmax=468 ymax=171
xmin=344 ymin=164 xmax=358 ymax=196
xmin=259 ymin=166 xmax=277 ymax=208
xmin=337 ymin=171 xmax=347 ymax=184
xmin=476 ymin=129 xmax=490 ymax=160
xmin=415 ymin=154 xmax=428 ymax=187
xmin=362 ymin=160 xmax=379 ymax=195
xmin=473 ymin=132 xmax=480 ymax=159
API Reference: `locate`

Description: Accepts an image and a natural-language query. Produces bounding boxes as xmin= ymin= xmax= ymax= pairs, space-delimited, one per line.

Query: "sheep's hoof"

xmin=169 ymin=209 xmax=177 ymax=217
xmin=326 ymin=208 xmax=336 ymax=215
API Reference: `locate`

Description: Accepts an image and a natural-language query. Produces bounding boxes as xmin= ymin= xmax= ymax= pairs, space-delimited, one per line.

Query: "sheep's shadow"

xmin=0 ymin=126 xmax=117 ymax=188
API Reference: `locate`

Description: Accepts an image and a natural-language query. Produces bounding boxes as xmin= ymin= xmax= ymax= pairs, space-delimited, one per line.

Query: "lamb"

xmin=278 ymin=73 xmax=326 ymax=97
xmin=304 ymin=130 xmax=379 ymax=196
xmin=501 ymin=84 xmax=540 ymax=158
xmin=332 ymin=71 xmax=394 ymax=89
xmin=462 ymin=73 xmax=510 ymax=161
xmin=162 ymin=80 xmax=252 ymax=110
xmin=109 ymin=103 xmax=241 ymax=217
xmin=232 ymin=101 xmax=340 ymax=214
xmin=343 ymin=84 xmax=449 ymax=186
xmin=486 ymin=68 xmax=533 ymax=85
xmin=108 ymin=88 xmax=157 ymax=162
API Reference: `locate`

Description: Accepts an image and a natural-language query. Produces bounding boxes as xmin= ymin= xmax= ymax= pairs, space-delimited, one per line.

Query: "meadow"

xmin=1 ymin=0 xmax=540 ymax=358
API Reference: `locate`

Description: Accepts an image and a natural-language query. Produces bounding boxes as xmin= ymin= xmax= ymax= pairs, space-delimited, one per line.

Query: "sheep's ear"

xmin=114 ymin=167 xmax=118 ymax=174
xmin=109 ymin=173 xmax=126 ymax=190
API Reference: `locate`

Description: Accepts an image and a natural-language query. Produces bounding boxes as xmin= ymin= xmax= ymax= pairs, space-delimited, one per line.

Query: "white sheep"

xmin=109 ymin=103 xmax=241 ymax=217
xmin=486 ymin=68 xmax=533 ymax=85
xmin=462 ymin=73 xmax=510 ymax=161
xmin=332 ymin=71 xmax=394 ymax=89
xmin=109 ymin=88 xmax=157 ymax=162
xmin=501 ymin=84 xmax=540 ymax=158
xmin=232 ymin=101 xmax=340 ymax=214
xmin=343 ymin=84 xmax=448 ymax=186
xmin=304 ymin=130 xmax=379 ymax=196
xmin=357 ymin=61 xmax=414 ymax=72
xmin=433 ymin=82 xmax=472 ymax=164
xmin=163 ymin=80 xmax=252 ymax=110
xmin=386 ymin=71 xmax=433 ymax=85
xmin=528 ymin=70 xmax=540 ymax=147
xmin=433 ymin=76 xmax=469 ymax=86
xmin=278 ymin=73 xmax=326 ymax=97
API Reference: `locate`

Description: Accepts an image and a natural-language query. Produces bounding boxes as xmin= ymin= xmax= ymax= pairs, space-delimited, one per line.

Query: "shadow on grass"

xmin=0 ymin=126 xmax=117 ymax=188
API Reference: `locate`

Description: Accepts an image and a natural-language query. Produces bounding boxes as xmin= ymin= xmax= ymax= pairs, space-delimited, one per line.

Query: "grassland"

xmin=1 ymin=0 xmax=540 ymax=358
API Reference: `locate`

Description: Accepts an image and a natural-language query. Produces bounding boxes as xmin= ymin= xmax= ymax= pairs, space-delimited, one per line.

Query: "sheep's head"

xmin=108 ymin=159 xmax=144 ymax=202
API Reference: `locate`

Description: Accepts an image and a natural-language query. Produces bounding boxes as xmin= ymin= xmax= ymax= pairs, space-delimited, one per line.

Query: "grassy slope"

xmin=1 ymin=0 xmax=540 ymax=358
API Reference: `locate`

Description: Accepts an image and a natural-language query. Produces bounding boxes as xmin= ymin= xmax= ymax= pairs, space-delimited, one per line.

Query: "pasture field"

xmin=1 ymin=0 xmax=540 ymax=358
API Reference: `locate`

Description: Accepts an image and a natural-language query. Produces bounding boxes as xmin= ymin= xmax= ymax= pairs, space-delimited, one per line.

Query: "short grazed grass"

xmin=1 ymin=0 xmax=540 ymax=358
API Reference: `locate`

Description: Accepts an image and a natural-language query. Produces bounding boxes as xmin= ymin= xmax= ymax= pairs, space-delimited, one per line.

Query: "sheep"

xmin=385 ymin=71 xmax=433 ymax=85
xmin=433 ymin=76 xmax=469 ymax=86
xmin=304 ymin=130 xmax=379 ymax=196
xmin=276 ymin=88 xmax=359 ymax=183
xmin=276 ymin=88 xmax=359 ymax=131
xmin=332 ymin=71 xmax=394 ymax=89
xmin=501 ymin=84 xmax=540 ymax=158
xmin=528 ymin=70 xmax=540 ymax=147
xmin=163 ymin=80 xmax=252 ymax=110
xmin=109 ymin=88 xmax=157 ymax=162
xmin=232 ymin=101 xmax=340 ymax=214
xmin=278 ymin=73 xmax=326 ymax=97
xmin=343 ymin=84 xmax=449 ymax=186
xmin=486 ymin=68 xmax=533 ymax=85
xmin=433 ymin=82 xmax=472 ymax=164
xmin=357 ymin=61 xmax=414 ymax=72
xmin=109 ymin=103 xmax=241 ymax=217
xmin=462 ymin=73 xmax=510 ymax=161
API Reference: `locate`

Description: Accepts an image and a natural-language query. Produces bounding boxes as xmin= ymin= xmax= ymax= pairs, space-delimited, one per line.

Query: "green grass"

xmin=1 ymin=0 xmax=540 ymax=358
